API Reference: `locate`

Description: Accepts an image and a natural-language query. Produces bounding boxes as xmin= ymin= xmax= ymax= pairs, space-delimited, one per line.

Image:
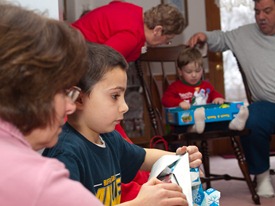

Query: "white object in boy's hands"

xmin=149 ymin=153 xmax=193 ymax=206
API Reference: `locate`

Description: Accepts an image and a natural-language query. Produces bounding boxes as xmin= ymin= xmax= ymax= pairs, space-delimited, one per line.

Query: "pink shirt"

xmin=0 ymin=119 xmax=102 ymax=206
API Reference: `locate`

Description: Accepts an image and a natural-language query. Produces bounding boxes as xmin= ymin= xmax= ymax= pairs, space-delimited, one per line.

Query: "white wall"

xmin=66 ymin=0 xmax=206 ymax=44
xmin=8 ymin=0 xmax=61 ymax=20
xmin=184 ymin=0 xmax=206 ymax=41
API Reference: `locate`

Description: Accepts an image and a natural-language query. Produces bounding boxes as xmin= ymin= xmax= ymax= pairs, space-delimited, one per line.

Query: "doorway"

xmin=220 ymin=3 xmax=255 ymax=103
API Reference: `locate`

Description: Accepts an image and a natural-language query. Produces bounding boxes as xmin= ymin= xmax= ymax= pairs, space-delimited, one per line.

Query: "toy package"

xmin=149 ymin=154 xmax=220 ymax=206
xmin=165 ymin=102 xmax=244 ymax=126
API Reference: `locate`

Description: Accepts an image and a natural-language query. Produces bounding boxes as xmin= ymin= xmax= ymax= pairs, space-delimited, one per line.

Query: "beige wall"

xmin=66 ymin=0 xmax=206 ymax=44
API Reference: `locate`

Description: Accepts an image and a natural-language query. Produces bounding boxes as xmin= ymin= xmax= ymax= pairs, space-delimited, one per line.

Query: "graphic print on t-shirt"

xmin=191 ymin=87 xmax=210 ymax=105
xmin=95 ymin=174 xmax=121 ymax=205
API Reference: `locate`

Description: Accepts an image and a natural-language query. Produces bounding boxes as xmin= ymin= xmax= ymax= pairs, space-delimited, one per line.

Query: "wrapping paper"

xmin=190 ymin=168 xmax=220 ymax=206
xmin=149 ymin=155 xmax=220 ymax=206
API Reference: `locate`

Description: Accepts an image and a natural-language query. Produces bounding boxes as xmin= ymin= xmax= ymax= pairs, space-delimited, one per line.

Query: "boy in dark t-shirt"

xmin=43 ymin=43 xmax=203 ymax=206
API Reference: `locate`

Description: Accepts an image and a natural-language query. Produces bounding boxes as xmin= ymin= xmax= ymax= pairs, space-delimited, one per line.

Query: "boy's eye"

xmin=111 ymin=94 xmax=120 ymax=100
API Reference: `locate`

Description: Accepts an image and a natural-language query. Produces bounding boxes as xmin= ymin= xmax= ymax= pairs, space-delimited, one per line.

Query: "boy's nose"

xmin=120 ymin=100 xmax=129 ymax=114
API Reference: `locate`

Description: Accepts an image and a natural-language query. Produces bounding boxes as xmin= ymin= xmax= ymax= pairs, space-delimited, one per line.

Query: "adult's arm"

xmin=187 ymin=30 xmax=231 ymax=52
xmin=39 ymin=160 xmax=102 ymax=206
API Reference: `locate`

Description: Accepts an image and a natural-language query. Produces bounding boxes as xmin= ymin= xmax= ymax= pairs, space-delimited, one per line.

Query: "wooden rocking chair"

xmin=135 ymin=45 xmax=260 ymax=204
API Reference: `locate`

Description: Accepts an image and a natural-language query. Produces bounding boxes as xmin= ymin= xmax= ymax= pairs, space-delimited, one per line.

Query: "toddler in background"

xmin=162 ymin=47 xmax=249 ymax=133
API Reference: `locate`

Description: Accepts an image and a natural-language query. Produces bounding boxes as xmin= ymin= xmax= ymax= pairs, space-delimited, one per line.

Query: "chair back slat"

xmin=234 ymin=54 xmax=253 ymax=104
xmin=136 ymin=45 xmax=187 ymax=136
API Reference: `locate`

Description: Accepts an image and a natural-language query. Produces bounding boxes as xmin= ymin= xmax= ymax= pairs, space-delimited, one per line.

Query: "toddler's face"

xmin=178 ymin=62 xmax=203 ymax=85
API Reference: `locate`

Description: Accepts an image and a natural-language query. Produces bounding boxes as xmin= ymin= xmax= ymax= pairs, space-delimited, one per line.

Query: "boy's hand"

xmin=176 ymin=146 xmax=202 ymax=168
xmin=132 ymin=178 xmax=188 ymax=206
xmin=179 ymin=101 xmax=191 ymax=110
xmin=212 ymin=97 xmax=225 ymax=104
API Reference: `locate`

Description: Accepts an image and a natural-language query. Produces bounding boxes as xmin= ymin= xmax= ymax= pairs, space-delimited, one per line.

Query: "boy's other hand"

xmin=179 ymin=101 xmax=191 ymax=110
xmin=212 ymin=97 xmax=225 ymax=104
xmin=176 ymin=146 xmax=202 ymax=168
xmin=132 ymin=177 xmax=188 ymax=206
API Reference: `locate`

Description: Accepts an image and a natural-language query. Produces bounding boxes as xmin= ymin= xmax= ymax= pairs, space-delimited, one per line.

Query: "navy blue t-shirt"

xmin=43 ymin=123 xmax=146 ymax=205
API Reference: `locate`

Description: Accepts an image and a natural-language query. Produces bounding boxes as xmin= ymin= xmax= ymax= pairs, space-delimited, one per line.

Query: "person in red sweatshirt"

xmin=72 ymin=1 xmax=185 ymax=62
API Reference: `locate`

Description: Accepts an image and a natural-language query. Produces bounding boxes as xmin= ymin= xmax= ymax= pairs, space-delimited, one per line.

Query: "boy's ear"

xmin=153 ymin=25 xmax=163 ymax=36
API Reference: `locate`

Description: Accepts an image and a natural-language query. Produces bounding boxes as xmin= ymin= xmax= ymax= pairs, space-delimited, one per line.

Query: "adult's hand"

xmin=187 ymin=32 xmax=208 ymax=48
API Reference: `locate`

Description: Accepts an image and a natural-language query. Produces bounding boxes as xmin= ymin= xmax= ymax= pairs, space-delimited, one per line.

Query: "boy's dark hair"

xmin=78 ymin=42 xmax=128 ymax=94
xmin=177 ymin=47 xmax=203 ymax=69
